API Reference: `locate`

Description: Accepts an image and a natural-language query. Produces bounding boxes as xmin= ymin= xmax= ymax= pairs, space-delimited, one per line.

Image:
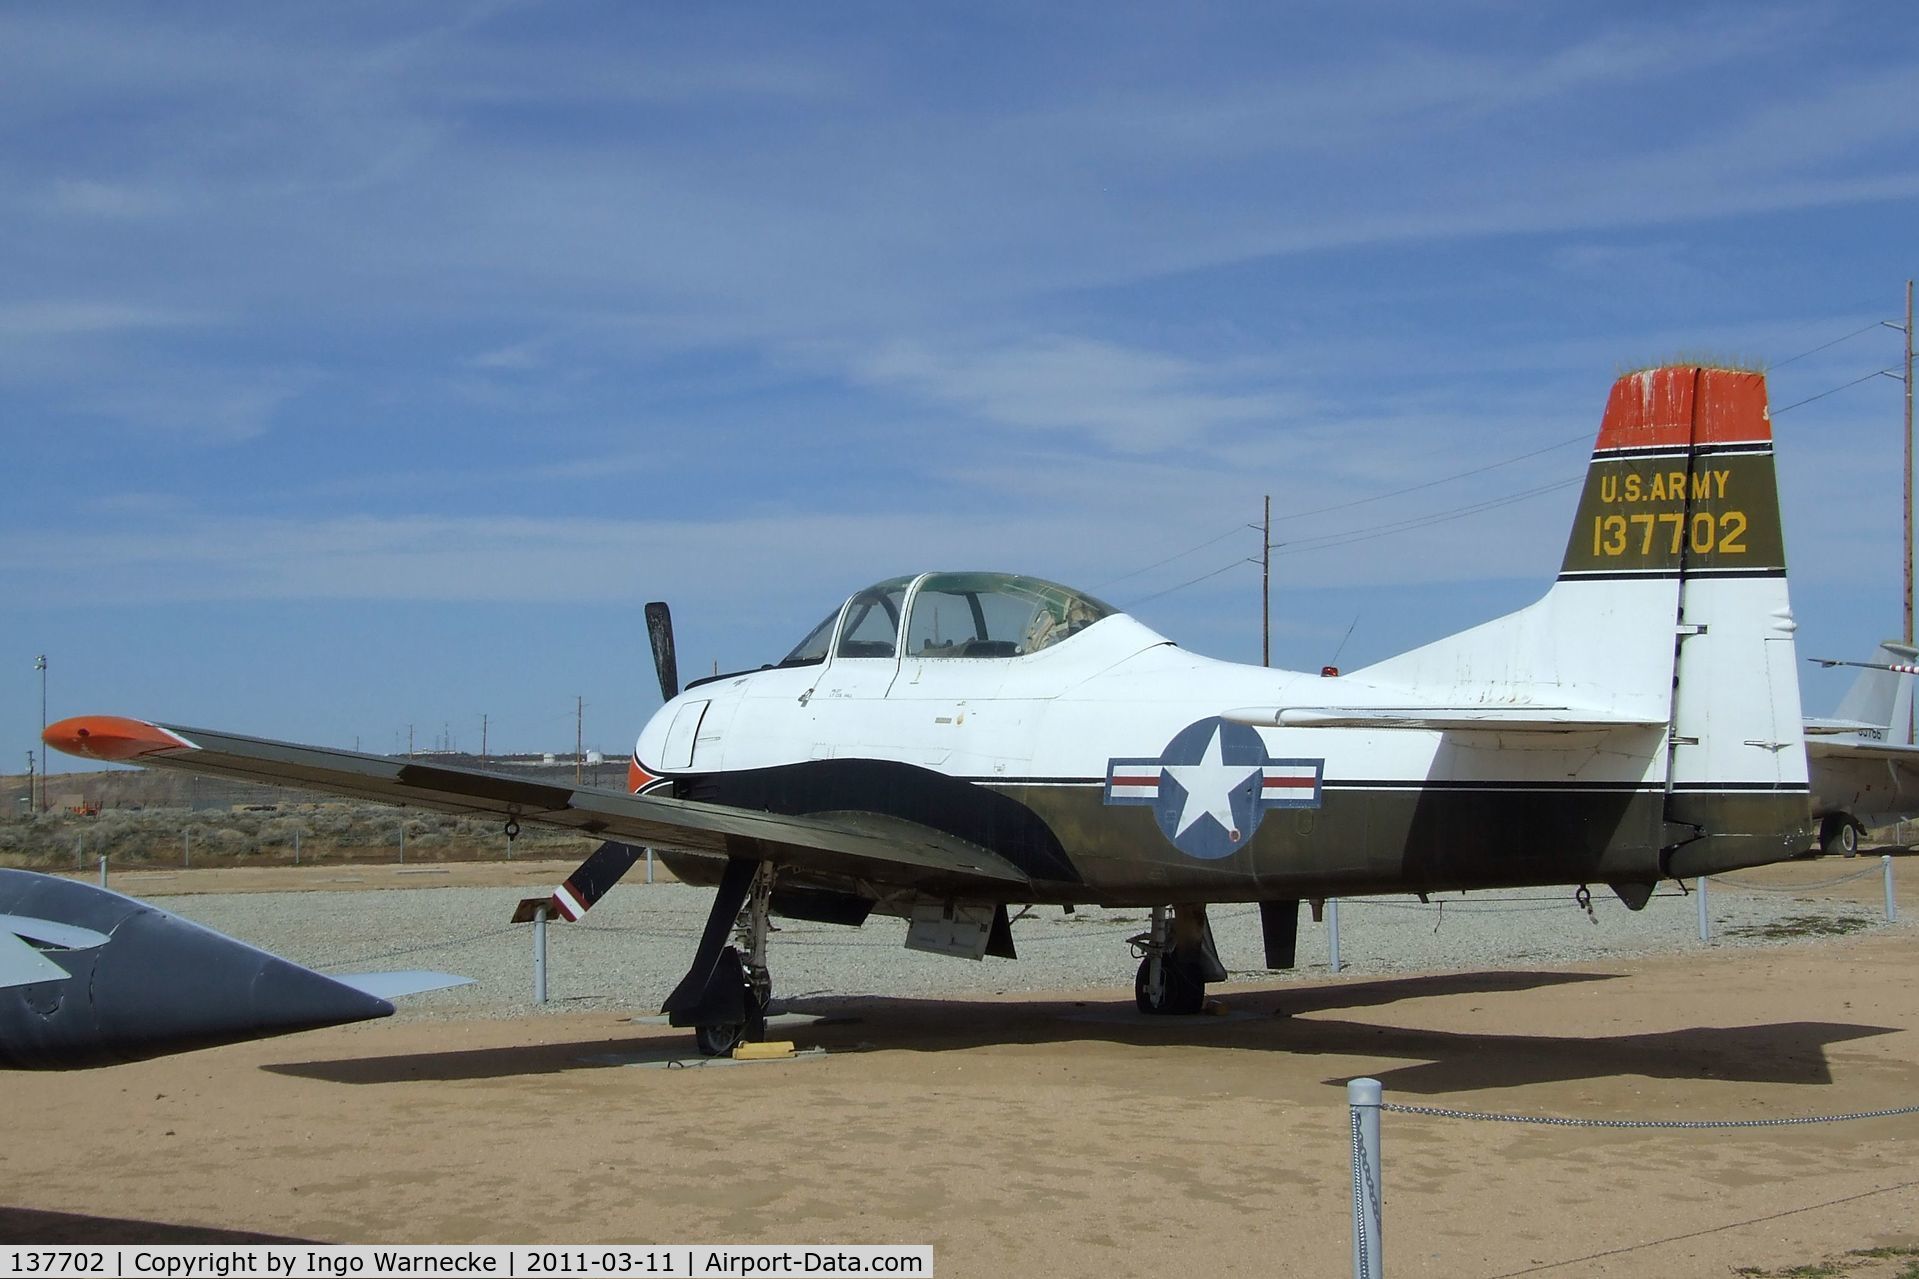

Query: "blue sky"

xmin=6 ymin=2 xmax=1917 ymax=764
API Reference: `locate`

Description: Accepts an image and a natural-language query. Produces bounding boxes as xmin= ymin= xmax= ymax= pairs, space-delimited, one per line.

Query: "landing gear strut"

xmin=1129 ymin=903 xmax=1226 ymax=1015
xmin=663 ymin=858 xmax=774 ymax=1056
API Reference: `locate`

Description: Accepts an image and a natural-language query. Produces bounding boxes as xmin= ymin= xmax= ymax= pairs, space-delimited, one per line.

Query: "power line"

xmin=1126 ymin=476 xmax=1581 ymax=606
xmin=1093 ymin=523 xmax=1250 ymax=590
xmin=1771 ymin=320 xmax=1885 ymax=370
xmin=1124 ymin=557 xmax=1254 ymax=607
xmin=1773 ymin=368 xmax=1895 ymax=416
xmin=1274 ymin=478 xmax=1581 ymax=556
xmin=1274 ymin=432 xmax=1588 ymax=524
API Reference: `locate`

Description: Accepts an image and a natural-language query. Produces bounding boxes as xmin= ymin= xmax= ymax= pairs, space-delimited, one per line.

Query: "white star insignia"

xmin=1160 ymin=725 xmax=1260 ymax=840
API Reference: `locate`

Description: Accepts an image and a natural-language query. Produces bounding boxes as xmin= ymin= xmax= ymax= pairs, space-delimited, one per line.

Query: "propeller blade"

xmin=645 ymin=601 xmax=680 ymax=702
xmin=514 ymin=840 xmax=645 ymax=923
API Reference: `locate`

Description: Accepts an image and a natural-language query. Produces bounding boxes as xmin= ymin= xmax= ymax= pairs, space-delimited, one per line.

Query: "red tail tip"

xmin=1596 ymin=366 xmax=1771 ymax=453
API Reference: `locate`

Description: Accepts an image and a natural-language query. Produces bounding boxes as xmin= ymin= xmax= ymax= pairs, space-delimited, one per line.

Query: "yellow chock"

xmin=1203 ymin=1000 xmax=1229 ymax=1017
xmin=732 ymin=1040 xmax=798 ymax=1060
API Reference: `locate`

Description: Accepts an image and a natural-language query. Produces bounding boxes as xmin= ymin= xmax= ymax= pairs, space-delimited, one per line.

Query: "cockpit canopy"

xmin=780 ymin=573 xmax=1116 ymax=666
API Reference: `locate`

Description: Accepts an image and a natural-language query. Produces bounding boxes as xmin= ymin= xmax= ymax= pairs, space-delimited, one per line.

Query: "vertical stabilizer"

xmin=1569 ymin=367 xmax=1806 ymax=873
xmin=1356 ymin=366 xmax=1808 ymax=872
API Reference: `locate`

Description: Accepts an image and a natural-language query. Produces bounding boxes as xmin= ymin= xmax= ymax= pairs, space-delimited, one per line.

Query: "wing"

xmin=1223 ymin=706 xmax=1665 ymax=732
xmin=44 ymin=716 xmax=1027 ymax=893
xmin=1807 ymin=737 xmax=1919 ymax=761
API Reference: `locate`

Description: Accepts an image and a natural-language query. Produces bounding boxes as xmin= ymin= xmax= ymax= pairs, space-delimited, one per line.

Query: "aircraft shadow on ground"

xmin=0 ymin=1205 xmax=310 ymax=1245
xmin=266 ymin=966 xmax=1902 ymax=1092
xmin=266 ymin=970 xmax=1613 ymax=1084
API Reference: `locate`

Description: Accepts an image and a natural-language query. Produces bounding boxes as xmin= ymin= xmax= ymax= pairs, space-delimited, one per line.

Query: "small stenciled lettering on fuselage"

xmin=1104 ymin=717 xmax=1323 ymax=860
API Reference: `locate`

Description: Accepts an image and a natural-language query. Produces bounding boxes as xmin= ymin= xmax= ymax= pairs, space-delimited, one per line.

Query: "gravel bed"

xmin=155 ymin=875 xmax=1902 ymax=1023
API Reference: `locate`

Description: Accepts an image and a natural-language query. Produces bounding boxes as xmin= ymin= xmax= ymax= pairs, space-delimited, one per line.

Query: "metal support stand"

xmin=1886 ymin=855 xmax=1899 ymax=923
xmin=1696 ymin=876 xmax=1710 ymax=943
xmin=1329 ymin=898 xmax=1343 ymax=973
xmin=533 ymin=904 xmax=548 ymax=1005
xmin=1348 ymin=1077 xmax=1383 ymax=1279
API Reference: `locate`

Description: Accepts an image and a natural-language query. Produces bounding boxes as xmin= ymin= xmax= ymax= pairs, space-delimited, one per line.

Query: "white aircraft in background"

xmin=44 ymin=364 xmax=1813 ymax=1056
xmin=1805 ymin=641 xmax=1919 ymax=856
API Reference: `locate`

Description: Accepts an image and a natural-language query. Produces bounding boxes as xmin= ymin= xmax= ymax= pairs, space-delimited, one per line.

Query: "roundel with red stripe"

xmin=1103 ymin=717 xmax=1323 ymax=860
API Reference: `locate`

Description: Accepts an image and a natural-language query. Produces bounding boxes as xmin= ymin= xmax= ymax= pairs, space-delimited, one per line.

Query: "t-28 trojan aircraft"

xmin=45 ymin=365 xmax=1812 ymax=1055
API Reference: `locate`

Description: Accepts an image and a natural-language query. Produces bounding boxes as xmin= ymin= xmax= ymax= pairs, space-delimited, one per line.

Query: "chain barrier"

xmin=1349 ymin=1106 xmax=1380 ymax=1279
xmin=1380 ymin=1100 xmax=1919 ymax=1129
xmin=1704 ymin=866 xmax=1885 ymax=893
xmin=317 ymin=923 xmax=520 ymax=970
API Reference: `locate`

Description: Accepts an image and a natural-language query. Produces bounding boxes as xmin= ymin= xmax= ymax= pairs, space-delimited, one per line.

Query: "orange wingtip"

xmin=43 ymin=716 xmax=196 ymax=762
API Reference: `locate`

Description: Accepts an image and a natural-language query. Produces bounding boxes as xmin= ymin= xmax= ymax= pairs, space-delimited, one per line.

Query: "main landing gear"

xmin=1129 ymin=903 xmax=1228 ymax=1016
xmin=1820 ymin=813 xmax=1862 ymax=858
xmin=664 ymin=858 xmax=775 ymax=1056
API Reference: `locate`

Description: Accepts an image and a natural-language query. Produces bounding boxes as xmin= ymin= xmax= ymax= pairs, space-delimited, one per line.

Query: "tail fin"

xmin=1825 ymin=641 xmax=1919 ymax=744
xmin=1354 ymin=365 xmax=1808 ymax=872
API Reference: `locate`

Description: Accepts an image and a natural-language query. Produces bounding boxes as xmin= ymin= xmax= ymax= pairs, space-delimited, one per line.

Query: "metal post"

xmin=533 ymin=904 xmax=548 ymax=1005
xmin=1885 ymin=854 xmax=1899 ymax=924
xmin=36 ymin=655 xmax=47 ymax=813
xmin=98 ymin=855 xmax=107 ymax=888
xmin=183 ymin=828 xmax=191 ymax=869
xmin=293 ymin=829 xmax=301 ymax=866
xmin=1348 ymin=1077 xmax=1384 ymax=1279
xmin=1696 ymin=875 xmax=1709 ymax=942
xmin=74 ymin=834 xmax=83 ymax=870
xmin=399 ymin=825 xmax=406 ymax=864
xmin=645 ymin=846 xmax=655 ymax=884
xmin=1328 ymin=897 xmax=1342 ymax=973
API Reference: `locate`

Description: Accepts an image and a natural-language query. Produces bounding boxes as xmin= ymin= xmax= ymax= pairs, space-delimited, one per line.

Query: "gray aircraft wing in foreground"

xmin=0 ymin=868 xmax=468 ymax=1069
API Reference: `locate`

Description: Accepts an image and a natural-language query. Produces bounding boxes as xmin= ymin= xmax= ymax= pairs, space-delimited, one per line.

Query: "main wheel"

xmin=695 ymin=1020 xmax=746 ymax=1057
xmin=1820 ymin=813 xmax=1861 ymax=858
xmin=1134 ymin=955 xmax=1205 ymax=1015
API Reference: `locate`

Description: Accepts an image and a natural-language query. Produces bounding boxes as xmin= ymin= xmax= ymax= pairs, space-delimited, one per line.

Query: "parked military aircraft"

xmin=1 ymin=868 xmax=467 ymax=1068
xmin=1805 ymin=642 xmax=1919 ymax=855
xmin=44 ymin=365 xmax=1812 ymax=1056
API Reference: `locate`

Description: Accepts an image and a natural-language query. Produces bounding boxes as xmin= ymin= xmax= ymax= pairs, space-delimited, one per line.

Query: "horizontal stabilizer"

xmin=1 ymin=914 xmax=111 ymax=951
xmin=0 ymin=930 xmax=74 ymax=989
xmin=331 ymin=971 xmax=474 ymax=1000
xmin=1807 ymin=738 xmax=1919 ymax=761
xmin=1223 ymin=706 xmax=1664 ymax=732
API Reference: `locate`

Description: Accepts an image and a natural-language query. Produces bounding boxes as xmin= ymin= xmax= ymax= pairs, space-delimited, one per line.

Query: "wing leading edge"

xmin=43 ymin=716 xmax=1027 ymax=894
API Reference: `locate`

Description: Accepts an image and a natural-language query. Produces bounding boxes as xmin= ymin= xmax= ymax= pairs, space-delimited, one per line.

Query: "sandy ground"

xmin=3 ymin=858 xmax=1917 ymax=1278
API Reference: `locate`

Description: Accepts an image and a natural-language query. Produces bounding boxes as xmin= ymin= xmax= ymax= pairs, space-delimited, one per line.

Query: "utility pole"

xmin=34 ymin=656 xmax=46 ymax=806
xmin=575 ymin=696 xmax=584 ymax=784
xmin=407 ymin=724 xmax=414 ymax=758
xmin=1261 ymin=496 xmax=1272 ymax=667
xmin=1902 ymin=280 xmax=1915 ymax=646
xmin=481 ymin=713 xmax=489 ymax=767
